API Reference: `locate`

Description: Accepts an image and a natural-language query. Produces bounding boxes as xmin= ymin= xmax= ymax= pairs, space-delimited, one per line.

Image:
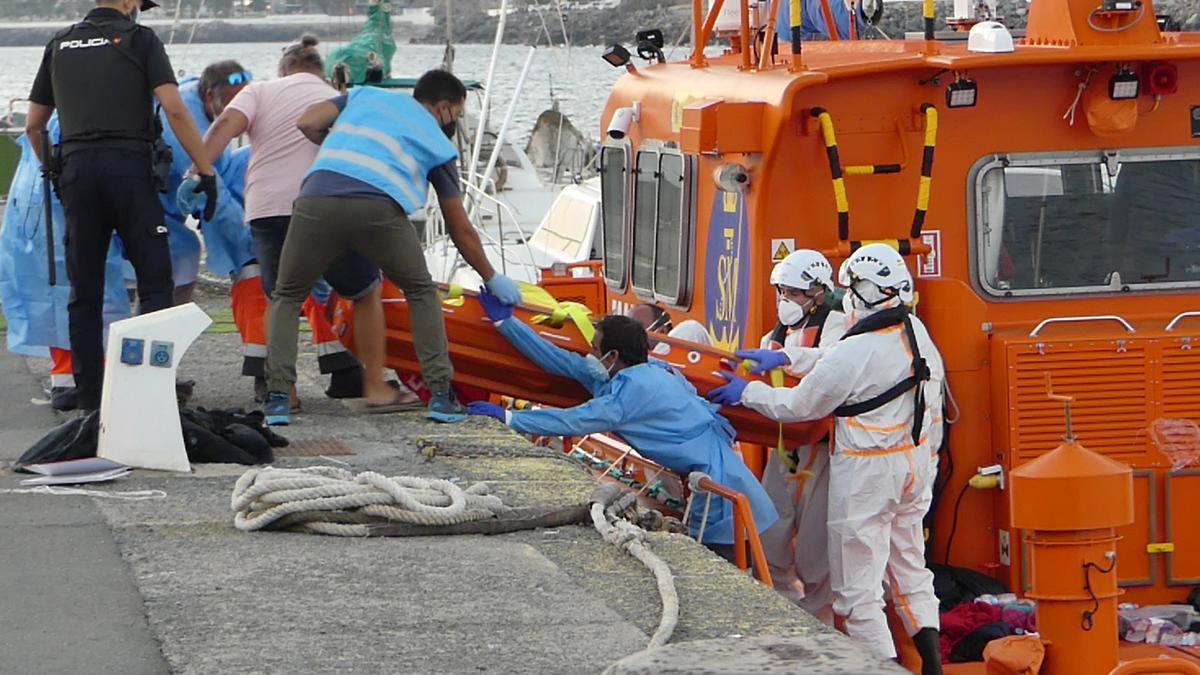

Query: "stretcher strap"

xmin=525 ymin=280 xmax=596 ymax=345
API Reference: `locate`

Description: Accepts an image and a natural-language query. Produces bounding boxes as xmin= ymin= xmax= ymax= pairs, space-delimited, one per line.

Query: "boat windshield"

xmin=976 ymin=151 xmax=1200 ymax=296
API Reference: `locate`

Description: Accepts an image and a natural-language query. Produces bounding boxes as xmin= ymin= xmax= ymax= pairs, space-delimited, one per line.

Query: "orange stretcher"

xmin=329 ymin=280 xmax=829 ymax=449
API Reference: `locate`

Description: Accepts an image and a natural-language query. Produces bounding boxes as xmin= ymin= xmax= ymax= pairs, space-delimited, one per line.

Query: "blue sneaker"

xmin=426 ymin=389 xmax=466 ymax=423
xmin=263 ymin=391 xmax=290 ymax=426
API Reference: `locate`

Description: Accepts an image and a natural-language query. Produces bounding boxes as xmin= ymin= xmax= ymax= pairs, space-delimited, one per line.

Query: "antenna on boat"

xmin=466 ymin=0 xmax=509 ymax=207
xmin=178 ymin=0 xmax=206 ymax=77
xmin=167 ymin=0 xmax=185 ymax=48
xmin=556 ymin=0 xmax=573 ymax=71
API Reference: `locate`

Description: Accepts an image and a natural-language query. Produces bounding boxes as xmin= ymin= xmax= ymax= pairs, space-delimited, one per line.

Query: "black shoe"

xmin=49 ymin=386 xmax=79 ymax=411
xmin=325 ymin=366 xmax=364 ymax=399
xmin=913 ymin=627 xmax=943 ymax=675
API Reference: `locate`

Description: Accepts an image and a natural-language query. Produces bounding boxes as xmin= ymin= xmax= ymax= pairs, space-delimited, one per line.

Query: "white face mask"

xmin=777 ymin=297 xmax=806 ymax=327
xmin=584 ymin=350 xmax=617 ymax=381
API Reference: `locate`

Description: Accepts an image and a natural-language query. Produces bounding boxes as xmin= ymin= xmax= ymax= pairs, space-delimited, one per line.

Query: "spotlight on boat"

xmin=636 ymin=29 xmax=666 ymax=63
xmin=603 ymin=43 xmax=632 ymax=68
xmin=1109 ymin=67 xmax=1141 ymax=100
xmin=637 ymin=29 xmax=665 ymax=49
xmin=946 ymin=76 xmax=978 ymax=108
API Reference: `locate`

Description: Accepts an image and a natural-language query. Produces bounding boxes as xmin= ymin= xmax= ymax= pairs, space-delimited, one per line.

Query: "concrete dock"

xmin=0 ymin=293 xmax=900 ymax=673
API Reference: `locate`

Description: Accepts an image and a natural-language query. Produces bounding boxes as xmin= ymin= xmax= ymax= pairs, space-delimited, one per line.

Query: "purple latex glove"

xmin=467 ymin=401 xmax=507 ymax=423
xmin=707 ymin=371 xmax=748 ymax=407
xmin=735 ymin=348 xmax=790 ymax=375
xmin=478 ymin=289 xmax=514 ymax=323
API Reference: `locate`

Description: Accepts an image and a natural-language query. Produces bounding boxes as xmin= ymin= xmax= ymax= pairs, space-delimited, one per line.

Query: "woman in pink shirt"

xmin=201 ymin=36 xmax=383 ymax=404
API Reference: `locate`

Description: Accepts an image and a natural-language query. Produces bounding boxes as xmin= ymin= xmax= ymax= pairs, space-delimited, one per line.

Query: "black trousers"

xmin=59 ymin=148 xmax=173 ymax=410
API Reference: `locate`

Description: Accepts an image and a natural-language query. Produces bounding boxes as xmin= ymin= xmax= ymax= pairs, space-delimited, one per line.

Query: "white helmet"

xmin=770 ymin=249 xmax=834 ymax=292
xmin=837 ymin=243 xmax=914 ymax=303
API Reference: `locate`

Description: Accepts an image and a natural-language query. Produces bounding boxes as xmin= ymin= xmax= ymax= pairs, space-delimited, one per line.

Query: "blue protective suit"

xmin=0 ymin=117 xmax=130 ymax=357
xmin=498 ymin=318 xmax=778 ymax=545
xmin=157 ymin=79 xmax=255 ymax=282
xmin=775 ymin=0 xmax=866 ymax=40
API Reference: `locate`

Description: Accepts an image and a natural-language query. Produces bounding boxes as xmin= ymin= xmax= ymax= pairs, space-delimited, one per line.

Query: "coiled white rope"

xmin=590 ymin=499 xmax=679 ymax=649
xmin=231 ymin=466 xmax=508 ymax=536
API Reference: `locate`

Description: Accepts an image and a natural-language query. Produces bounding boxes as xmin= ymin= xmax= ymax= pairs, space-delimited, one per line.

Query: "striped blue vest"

xmin=307 ymin=87 xmax=459 ymax=214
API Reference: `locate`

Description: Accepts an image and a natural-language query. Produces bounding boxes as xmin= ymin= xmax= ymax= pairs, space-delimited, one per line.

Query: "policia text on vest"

xmin=25 ymin=0 xmax=219 ymax=412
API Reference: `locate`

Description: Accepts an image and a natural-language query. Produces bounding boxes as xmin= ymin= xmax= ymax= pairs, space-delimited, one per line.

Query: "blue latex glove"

xmin=176 ymin=176 xmax=206 ymax=220
xmin=736 ymin=348 xmax=791 ymax=375
xmin=478 ymin=289 xmax=514 ymax=324
xmin=484 ymin=273 xmax=522 ymax=305
xmin=467 ymin=401 xmax=507 ymax=423
xmin=707 ymin=371 xmax=748 ymax=407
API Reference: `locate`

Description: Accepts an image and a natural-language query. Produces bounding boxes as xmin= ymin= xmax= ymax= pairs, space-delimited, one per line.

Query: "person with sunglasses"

xmin=159 ymin=60 xmax=253 ymax=306
xmin=156 ymin=60 xmax=309 ymax=403
xmin=197 ymin=36 xmax=377 ymax=406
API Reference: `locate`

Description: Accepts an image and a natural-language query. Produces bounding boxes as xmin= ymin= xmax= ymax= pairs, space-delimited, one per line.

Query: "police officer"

xmin=25 ymin=0 xmax=219 ymax=412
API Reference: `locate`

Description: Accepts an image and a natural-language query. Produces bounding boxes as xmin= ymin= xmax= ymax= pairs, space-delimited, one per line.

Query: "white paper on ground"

xmin=20 ymin=468 xmax=132 ymax=486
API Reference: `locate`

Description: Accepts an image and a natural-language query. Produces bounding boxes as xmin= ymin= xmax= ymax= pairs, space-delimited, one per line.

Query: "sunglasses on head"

xmin=225 ymin=71 xmax=252 ymax=86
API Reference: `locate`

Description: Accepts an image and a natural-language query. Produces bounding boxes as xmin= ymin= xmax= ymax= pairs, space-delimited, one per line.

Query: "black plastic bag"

xmin=15 ymin=411 xmax=100 ymax=469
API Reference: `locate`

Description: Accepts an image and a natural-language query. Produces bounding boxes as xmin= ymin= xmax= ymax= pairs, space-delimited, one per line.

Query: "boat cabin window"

xmin=975 ymin=151 xmax=1200 ymax=297
xmin=600 ymin=145 xmax=630 ymax=289
xmin=653 ymin=153 xmax=691 ymax=304
xmin=631 ymin=150 xmax=660 ymax=295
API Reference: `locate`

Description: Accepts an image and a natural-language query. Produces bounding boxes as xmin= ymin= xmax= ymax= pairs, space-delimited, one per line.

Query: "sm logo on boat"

xmin=704 ymin=191 xmax=750 ymax=351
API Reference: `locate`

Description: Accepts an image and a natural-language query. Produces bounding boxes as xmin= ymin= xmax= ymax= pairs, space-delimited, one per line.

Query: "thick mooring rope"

xmin=589 ymin=498 xmax=679 ymax=649
xmin=231 ymin=466 xmax=507 ymax=536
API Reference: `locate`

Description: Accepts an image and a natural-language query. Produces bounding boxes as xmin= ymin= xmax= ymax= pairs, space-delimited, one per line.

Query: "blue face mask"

xmin=584 ymin=351 xmax=616 ymax=382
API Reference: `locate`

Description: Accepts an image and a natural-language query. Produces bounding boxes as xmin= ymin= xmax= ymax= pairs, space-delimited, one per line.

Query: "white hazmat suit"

xmin=757 ymin=307 xmax=846 ymax=621
xmin=740 ymin=245 xmax=945 ymax=661
xmin=754 ymin=249 xmax=848 ymax=622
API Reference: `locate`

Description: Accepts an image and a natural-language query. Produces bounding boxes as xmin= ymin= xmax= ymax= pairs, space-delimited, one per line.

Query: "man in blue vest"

xmin=261 ymin=70 xmax=521 ymax=425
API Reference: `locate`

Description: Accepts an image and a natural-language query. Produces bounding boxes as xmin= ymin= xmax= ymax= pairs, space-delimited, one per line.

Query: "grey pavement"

xmin=0 ymin=344 xmax=170 ymax=674
xmin=0 ymin=294 xmax=899 ymax=674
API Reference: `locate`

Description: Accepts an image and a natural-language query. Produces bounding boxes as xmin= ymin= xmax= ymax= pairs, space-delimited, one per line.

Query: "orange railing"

xmin=690 ymin=472 xmax=775 ymax=587
xmin=570 ymin=433 xmax=773 ymax=586
xmin=691 ymin=0 xmax=753 ymax=70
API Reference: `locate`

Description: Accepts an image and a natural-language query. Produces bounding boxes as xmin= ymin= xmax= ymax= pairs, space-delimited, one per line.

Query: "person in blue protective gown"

xmin=467 ymin=291 xmax=778 ymax=559
xmin=0 ymin=114 xmax=130 ymax=410
xmin=158 ymin=61 xmax=252 ymax=304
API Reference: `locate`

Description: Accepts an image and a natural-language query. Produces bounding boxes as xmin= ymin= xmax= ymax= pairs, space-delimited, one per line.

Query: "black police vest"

xmin=49 ymin=18 xmax=156 ymax=150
